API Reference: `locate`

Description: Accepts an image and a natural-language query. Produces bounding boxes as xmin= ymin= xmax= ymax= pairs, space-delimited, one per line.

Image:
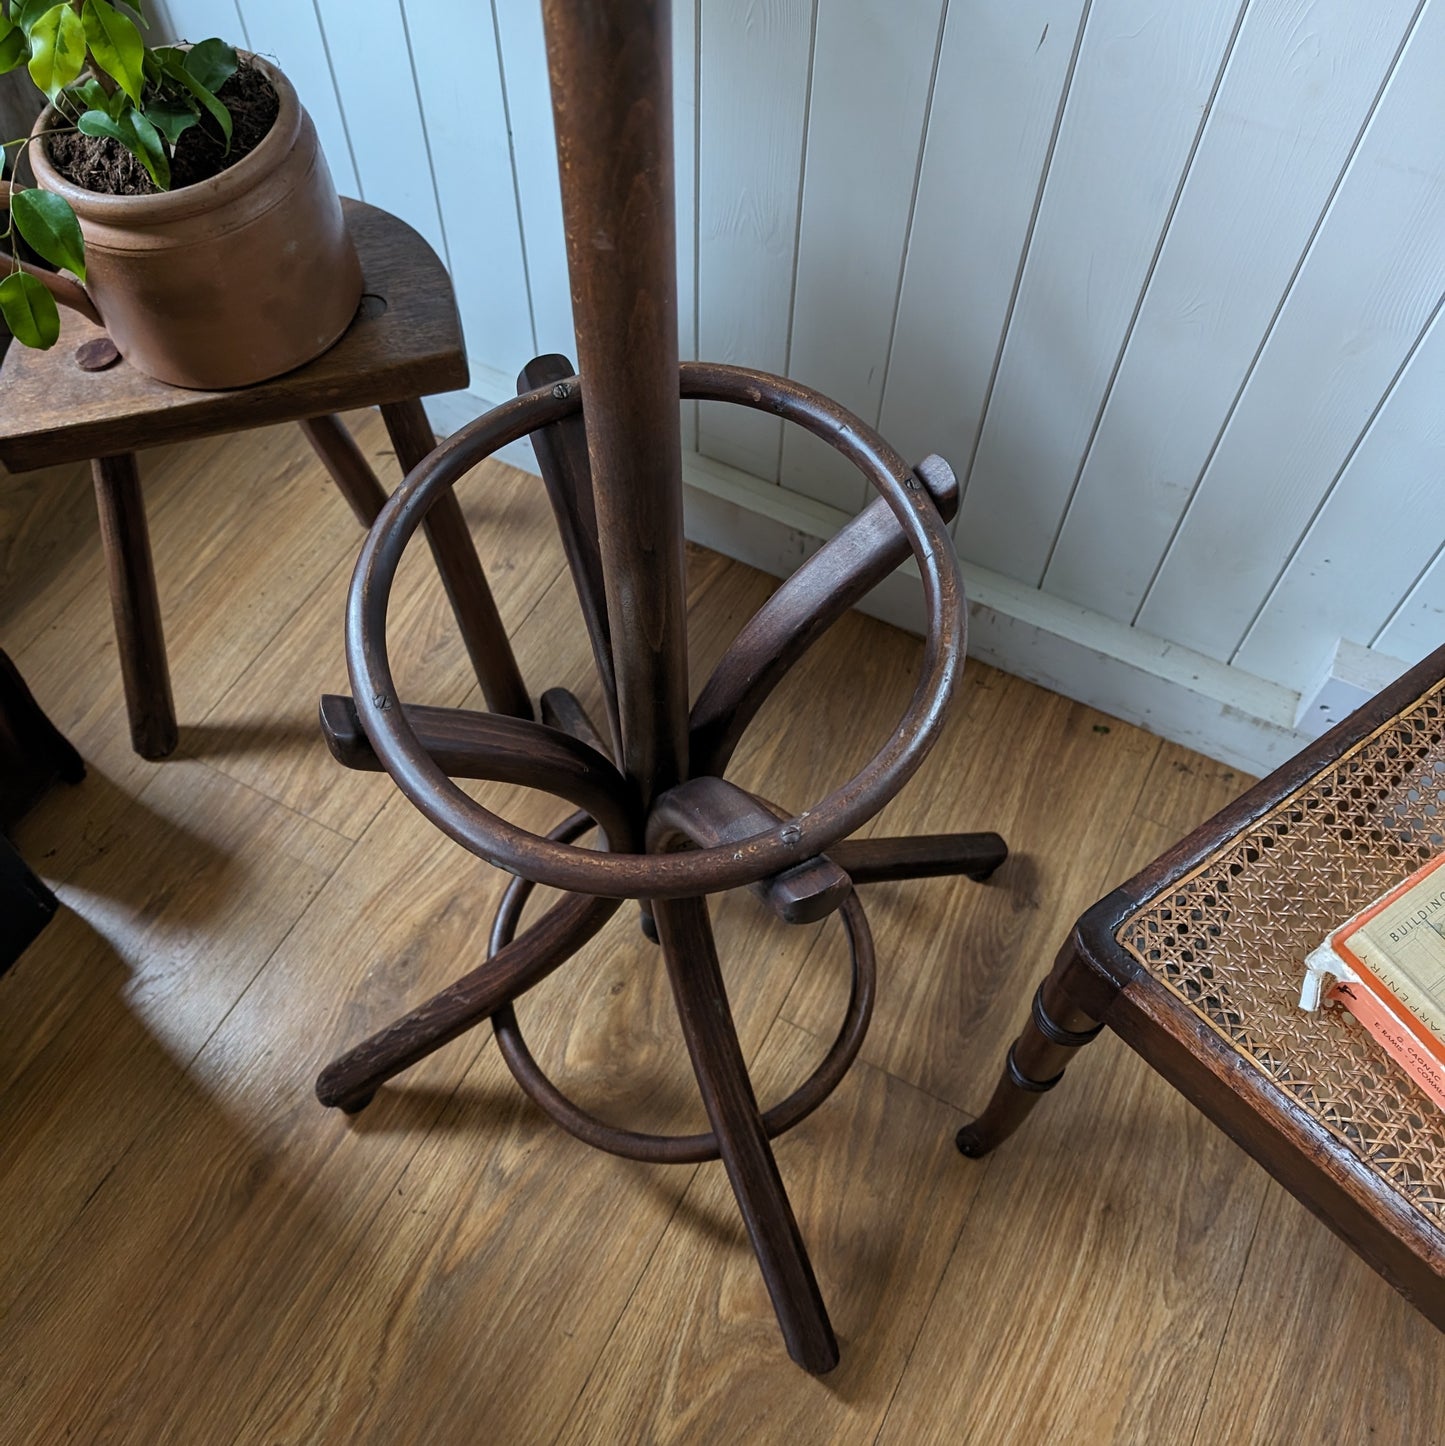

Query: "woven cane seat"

xmin=1116 ymin=679 xmax=1445 ymax=1230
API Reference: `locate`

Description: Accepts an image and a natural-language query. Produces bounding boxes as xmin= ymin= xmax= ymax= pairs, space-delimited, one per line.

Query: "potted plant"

xmin=0 ymin=0 xmax=361 ymax=388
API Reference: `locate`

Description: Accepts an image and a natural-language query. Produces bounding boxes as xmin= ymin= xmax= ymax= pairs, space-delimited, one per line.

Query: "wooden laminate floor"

xmin=2 ymin=412 xmax=1442 ymax=1444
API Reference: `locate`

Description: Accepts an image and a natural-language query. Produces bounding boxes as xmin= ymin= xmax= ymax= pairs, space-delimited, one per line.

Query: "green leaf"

xmin=142 ymin=95 xmax=196 ymax=146
xmin=64 ymin=74 xmax=110 ymax=111
xmin=78 ymin=104 xmax=169 ymax=188
xmin=0 ymin=270 xmax=60 ymax=348
xmin=181 ymin=37 xmax=235 ymax=94
xmin=163 ymin=50 xmax=230 ymax=150
xmin=82 ymin=0 xmax=144 ymax=105
xmin=10 ymin=187 xmax=85 ymax=280
xmin=14 ymin=0 xmax=55 ymax=38
xmin=0 ymin=16 xmax=26 ymax=76
xmin=27 ymin=4 xmax=85 ymax=99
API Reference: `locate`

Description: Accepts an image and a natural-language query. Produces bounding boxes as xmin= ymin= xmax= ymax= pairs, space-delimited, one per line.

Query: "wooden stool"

xmin=0 ymin=200 xmax=528 ymax=760
xmin=961 ymin=641 xmax=1445 ymax=1329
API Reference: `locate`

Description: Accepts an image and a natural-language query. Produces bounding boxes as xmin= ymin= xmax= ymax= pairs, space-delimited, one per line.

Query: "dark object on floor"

xmin=0 ymin=651 xmax=84 ymax=972
xmin=0 ymin=199 xmax=527 ymax=761
xmin=960 ymin=640 xmax=1445 ymax=1333
xmin=312 ymin=0 xmax=1005 ymax=1376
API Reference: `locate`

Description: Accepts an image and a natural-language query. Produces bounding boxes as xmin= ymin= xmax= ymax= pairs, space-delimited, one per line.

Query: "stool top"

xmin=1108 ymin=659 xmax=1445 ymax=1243
xmin=0 ymin=199 xmax=467 ymax=471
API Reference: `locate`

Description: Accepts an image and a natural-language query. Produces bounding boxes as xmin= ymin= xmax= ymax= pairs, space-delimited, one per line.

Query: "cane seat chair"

xmin=960 ymin=642 xmax=1445 ymax=1328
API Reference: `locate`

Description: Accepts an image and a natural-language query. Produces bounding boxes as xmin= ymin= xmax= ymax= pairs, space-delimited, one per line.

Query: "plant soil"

xmin=43 ymin=61 xmax=279 ymax=196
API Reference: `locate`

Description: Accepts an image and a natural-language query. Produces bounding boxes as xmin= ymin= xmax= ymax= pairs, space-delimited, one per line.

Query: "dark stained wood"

xmin=312 ymin=0 xmax=991 ymax=1375
xmin=314 ymin=888 xmax=622 ymax=1114
xmin=691 ymin=453 xmax=958 ymax=777
xmin=954 ymin=942 xmax=1105 ymax=1157
xmin=0 ymin=202 xmax=521 ymax=758
xmin=303 ymin=408 xmax=530 ymax=720
xmin=650 ymin=775 xmax=852 ymax=926
xmin=298 ymin=413 xmax=390 ymax=527
xmin=829 ymin=830 xmax=1008 ymax=885
xmin=543 ymin=0 xmax=689 ymax=811
xmin=378 ymin=398 xmax=532 ymax=720
xmin=652 ymin=893 xmax=839 ymax=1374
xmin=317 ymin=693 xmax=633 ymax=846
xmin=91 ymin=453 xmax=176 ymax=760
xmin=520 ymin=356 xmax=619 ymax=751
xmin=960 ymin=640 xmax=1445 ymax=1332
xmin=342 ymin=365 xmax=965 ymax=904
xmin=539 ymin=687 xmax=611 ymax=757
xmin=0 ymin=202 xmax=469 ymax=472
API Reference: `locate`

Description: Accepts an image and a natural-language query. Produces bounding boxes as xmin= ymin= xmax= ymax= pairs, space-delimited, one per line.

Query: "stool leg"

xmin=92 ymin=454 xmax=177 ymax=760
xmin=379 ymin=399 xmax=531 ymax=720
xmin=653 ymin=893 xmax=839 ymax=1375
xmin=955 ymin=939 xmax=1107 ymax=1158
xmin=301 ymin=412 xmax=530 ymax=719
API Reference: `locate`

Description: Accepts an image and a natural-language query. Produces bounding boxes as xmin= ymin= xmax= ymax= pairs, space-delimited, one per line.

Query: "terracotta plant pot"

xmin=28 ymin=53 xmax=363 ymax=390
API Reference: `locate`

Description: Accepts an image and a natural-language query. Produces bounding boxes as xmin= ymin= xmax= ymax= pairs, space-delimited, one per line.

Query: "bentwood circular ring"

xmin=345 ymin=361 xmax=964 ymax=900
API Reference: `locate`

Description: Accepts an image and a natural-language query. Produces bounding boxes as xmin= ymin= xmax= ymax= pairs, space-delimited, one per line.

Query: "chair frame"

xmin=960 ymin=641 xmax=1445 ymax=1331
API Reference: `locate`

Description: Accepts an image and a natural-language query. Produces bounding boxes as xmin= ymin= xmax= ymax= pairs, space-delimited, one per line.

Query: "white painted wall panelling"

xmin=489 ymin=0 xmax=573 ymax=361
xmin=158 ymin=0 xmax=245 ymax=50
xmin=1043 ymin=0 xmax=1421 ymax=624
xmin=1377 ymin=543 xmax=1445 ymax=664
xmin=776 ymin=0 xmax=945 ymax=511
xmin=1137 ymin=0 xmax=1445 ymax=659
xmin=303 ymin=0 xmax=445 ymax=260
xmin=1235 ymin=299 xmax=1445 ymax=690
xmin=879 ymin=0 xmax=1089 ymax=529
xmin=230 ymin=1 xmax=359 ymax=200
xmin=695 ymin=0 xmax=815 ymax=481
xmin=953 ymin=0 xmax=1247 ymax=579
xmin=127 ymin=1 xmax=1445 ymax=774
xmin=400 ymin=0 xmax=533 ymax=385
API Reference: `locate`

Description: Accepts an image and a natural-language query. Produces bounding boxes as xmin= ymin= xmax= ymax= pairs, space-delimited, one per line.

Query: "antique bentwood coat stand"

xmin=315 ymin=0 xmax=1006 ymax=1373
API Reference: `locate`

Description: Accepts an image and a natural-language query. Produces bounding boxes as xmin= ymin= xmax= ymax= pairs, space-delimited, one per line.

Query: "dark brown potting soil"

xmin=44 ymin=60 xmax=279 ymax=196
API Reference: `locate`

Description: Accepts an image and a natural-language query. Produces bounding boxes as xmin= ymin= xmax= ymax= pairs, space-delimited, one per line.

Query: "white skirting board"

xmin=426 ymin=382 xmax=1320 ymax=780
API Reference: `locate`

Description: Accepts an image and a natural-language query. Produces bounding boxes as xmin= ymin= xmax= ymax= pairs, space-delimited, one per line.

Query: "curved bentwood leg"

xmin=955 ymin=937 xmax=1106 ymax=1157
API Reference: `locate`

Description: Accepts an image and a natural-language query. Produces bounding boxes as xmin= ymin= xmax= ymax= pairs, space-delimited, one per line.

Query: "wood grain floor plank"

xmin=784 ymin=676 xmax=1160 ymax=1113
xmin=187 ymin=450 xmax=565 ymax=838
xmin=874 ymin=777 xmax=1276 ymax=1444
xmin=0 ymin=761 xmax=351 ymax=1313
xmin=559 ymin=1017 xmax=981 ymax=1445
xmin=4 ymin=429 xmax=1440 ymax=1444
xmin=0 ymin=455 xmax=100 ymax=641
xmin=1189 ymin=1183 xmax=1445 ymax=1444
xmin=7 ymin=423 xmax=362 ymax=869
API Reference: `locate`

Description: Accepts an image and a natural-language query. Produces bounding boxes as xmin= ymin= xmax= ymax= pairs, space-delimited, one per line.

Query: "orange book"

xmin=1300 ymin=851 xmax=1445 ymax=1113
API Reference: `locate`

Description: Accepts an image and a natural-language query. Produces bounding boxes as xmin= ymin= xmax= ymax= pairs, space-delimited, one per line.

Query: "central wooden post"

xmin=542 ymin=0 xmax=689 ymax=810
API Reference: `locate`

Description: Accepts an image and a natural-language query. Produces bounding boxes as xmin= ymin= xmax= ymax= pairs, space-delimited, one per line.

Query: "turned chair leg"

xmin=91 ymin=453 xmax=177 ymax=760
xmin=300 ymin=408 xmax=531 ymax=719
xmin=955 ymin=939 xmax=1106 ymax=1158
xmin=653 ymin=894 xmax=839 ymax=1375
